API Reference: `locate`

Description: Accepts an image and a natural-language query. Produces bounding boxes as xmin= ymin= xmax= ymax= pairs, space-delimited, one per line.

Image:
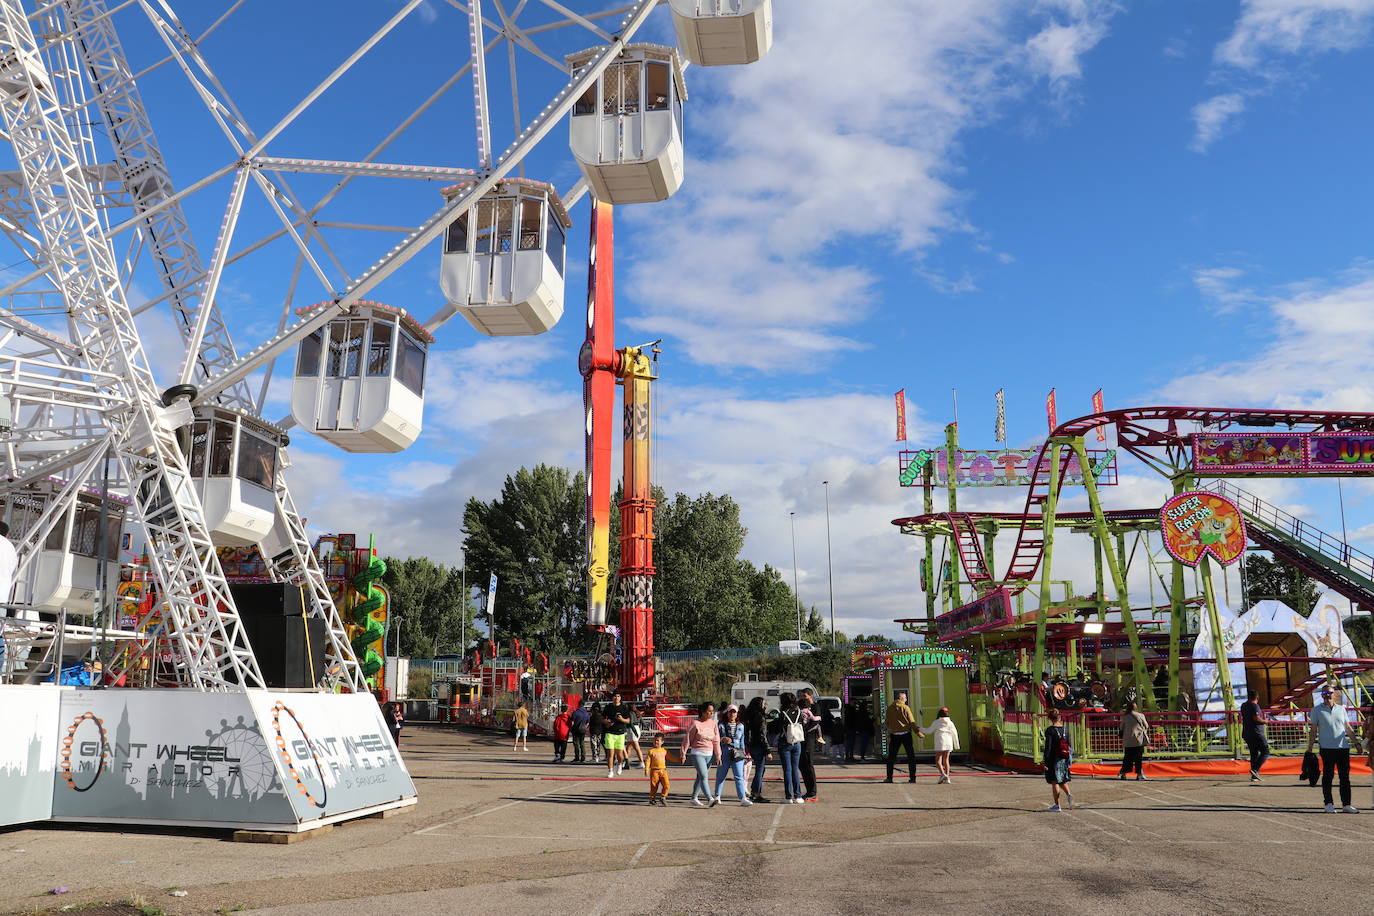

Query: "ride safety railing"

xmin=992 ymin=706 xmax=1370 ymax=762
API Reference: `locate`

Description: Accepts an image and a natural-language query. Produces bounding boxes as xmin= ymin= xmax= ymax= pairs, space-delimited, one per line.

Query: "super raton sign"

xmin=898 ymin=447 xmax=1118 ymax=488
xmin=1159 ymin=491 xmax=1246 ymax=567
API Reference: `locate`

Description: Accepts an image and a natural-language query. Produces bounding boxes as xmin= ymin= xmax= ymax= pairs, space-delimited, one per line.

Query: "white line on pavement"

xmin=1126 ymin=785 xmax=1355 ymax=843
xmin=763 ymin=805 xmax=785 ymax=844
xmin=412 ymin=781 xmax=589 ymax=835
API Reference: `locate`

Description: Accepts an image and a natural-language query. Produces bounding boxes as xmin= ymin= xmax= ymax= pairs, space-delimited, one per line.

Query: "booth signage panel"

xmin=48 ymin=690 xmax=415 ymax=829
xmin=1192 ymin=432 xmax=1374 ymax=474
xmin=854 ymin=646 xmax=972 ymax=670
xmin=1158 ymin=491 xmax=1247 ymax=568
xmin=0 ymin=685 xmax=61 ymax=827
xmin=245 ymin=691 xmax=415 ymax=822
xmin=898 ymin=447 xmax=1117 ymax=488
xmin=935 ymin=589 xmax=1013 ymax=641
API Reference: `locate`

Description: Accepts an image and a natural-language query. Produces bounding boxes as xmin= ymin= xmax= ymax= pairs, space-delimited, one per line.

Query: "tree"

xmin=1243 ymin=554 xmax=1321 ymax=615
xmin=851 ymin=633 xmax=895 ymax=646
xmin=380 ymin=557 xmax=473 ymax=657
xmin=462 ymin=464 xmax=591 ymax=654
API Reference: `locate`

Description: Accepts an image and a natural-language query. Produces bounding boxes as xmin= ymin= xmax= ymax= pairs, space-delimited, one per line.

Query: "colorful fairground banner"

xmin=1192 ymin=432 xmax=1374 ymax=475
xmin=898 ymin=446 xmax=1118 ymax=488
xmin=1159 ymin=491 xmax=1247 ymax=567
xmin=851 ymin=645 xmax=971 ymax=671
xmin=934 ymin=588 xmax=1015 ymax=641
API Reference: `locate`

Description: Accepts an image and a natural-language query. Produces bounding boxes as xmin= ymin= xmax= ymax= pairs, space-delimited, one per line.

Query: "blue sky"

xmin=98 ymin=0 xmax=1374 ymax=637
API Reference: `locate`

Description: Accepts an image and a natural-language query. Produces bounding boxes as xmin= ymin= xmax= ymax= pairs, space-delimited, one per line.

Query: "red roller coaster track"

xmin=894 ymin=406 xmax=1374 ymax=597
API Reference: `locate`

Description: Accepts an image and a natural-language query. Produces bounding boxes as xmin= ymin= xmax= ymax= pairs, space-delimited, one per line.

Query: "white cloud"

xmin=1190 ymin=1 xmax=1374 ymax=149
xmin=621 ymin=0 xmax=1119 ymax=370
xmin=1192 ymin=265 xmax=1261 ymax=310
xmin=1189 ymin=93 xmax=1247 ymax=152
xmin=1163 ymin=265 xmax=1374 ymax=408
xmin=1216 ymin=0 xmax=1374 ymax=69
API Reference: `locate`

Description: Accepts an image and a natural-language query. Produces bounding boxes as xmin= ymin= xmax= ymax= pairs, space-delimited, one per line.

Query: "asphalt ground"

xmin=4 ymin=725 xmax=1373 ymax=915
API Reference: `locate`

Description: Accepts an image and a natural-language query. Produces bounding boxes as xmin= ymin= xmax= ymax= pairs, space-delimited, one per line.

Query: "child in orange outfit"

xmin=645 ymin=733 xmax=670 ymax=806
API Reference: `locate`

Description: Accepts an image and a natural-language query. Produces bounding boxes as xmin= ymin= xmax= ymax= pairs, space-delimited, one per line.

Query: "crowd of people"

xmin=514 ymin=687 xmax=964 ymax=807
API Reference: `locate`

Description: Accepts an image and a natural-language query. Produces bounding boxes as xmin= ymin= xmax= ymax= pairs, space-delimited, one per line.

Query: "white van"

xmin=730 ymin=679 xmax=816 ymax=713
xmin=778 ymin=640 xmax=820 ymax=656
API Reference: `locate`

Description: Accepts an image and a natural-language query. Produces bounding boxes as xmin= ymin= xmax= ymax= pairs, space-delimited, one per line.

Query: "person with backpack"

xmin=776 ymin=692 xmax=806 ymax=804
xmin=1042 ymin=708 xmax=1074 ymax=811
xmin=1118 ymin=700 xmax=1149 ymax=780
xmin=883 ymin=690 xmax=923 ymax=784
xmin=588 ymin=701 xmax=604 ymax=764
xmin=569 ymin=700 xmax=590 ymax=763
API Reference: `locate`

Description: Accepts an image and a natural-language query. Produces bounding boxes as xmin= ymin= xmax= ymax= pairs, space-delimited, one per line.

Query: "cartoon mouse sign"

xmin=1159 ymin=491 xmax=1247 ymax=567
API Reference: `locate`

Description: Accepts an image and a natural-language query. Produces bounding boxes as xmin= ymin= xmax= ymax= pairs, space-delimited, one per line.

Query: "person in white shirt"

xmin=0 ymin=522 xmax=17 ymax=606
xmin=924 ymin=707 xmax=960 ymax=785
xmin=1307 ymin=688 xmax=1359 ymax=814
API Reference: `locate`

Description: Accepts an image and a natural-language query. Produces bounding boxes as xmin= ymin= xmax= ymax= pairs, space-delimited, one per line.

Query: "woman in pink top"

xmin=680 ymin=702 xmax=721 ymax=806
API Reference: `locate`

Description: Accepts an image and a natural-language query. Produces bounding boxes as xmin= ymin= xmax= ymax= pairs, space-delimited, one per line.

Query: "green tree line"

xmin=381 ymin=463 xmax=830 ymax=657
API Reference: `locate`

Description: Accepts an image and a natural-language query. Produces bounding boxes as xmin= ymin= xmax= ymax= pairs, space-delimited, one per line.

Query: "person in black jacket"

xmin=744 ymin=697 xmax=774 ymax=802
xmin=588 ymin=701 xmax=604 ymax=764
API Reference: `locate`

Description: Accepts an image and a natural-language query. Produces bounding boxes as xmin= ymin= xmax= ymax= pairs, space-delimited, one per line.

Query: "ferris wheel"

xmin=0 ymin=0 xmax=773 ymax=691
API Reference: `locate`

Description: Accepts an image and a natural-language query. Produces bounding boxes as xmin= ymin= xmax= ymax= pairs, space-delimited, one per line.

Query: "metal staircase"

xmin=1200 ymin=479 xmax=1374 ymax=611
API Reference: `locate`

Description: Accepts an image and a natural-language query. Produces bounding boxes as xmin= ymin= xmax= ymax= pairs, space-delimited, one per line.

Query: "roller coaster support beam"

xmin=1031 ymin=439 xmax=1063 ymax=712
xmin=945 ymin=422 xmax=961 ymax=607
xmin=924 ymin=462 xmax=935 ymax=621
xmin=1200 ymin=555 xmax=1237 ymax=738
xmin=1073 ymin=437 xmax=1153 ymax=709
xmin=1168 ymin=476 xmax=1189 ymax=707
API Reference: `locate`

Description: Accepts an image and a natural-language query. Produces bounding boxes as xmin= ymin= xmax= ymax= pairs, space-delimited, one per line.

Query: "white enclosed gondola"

xmin=670 ymin=0 xmax=773 ymax=67
xmin=567 ymin=44 xmax=687 ymax=204
xmin=183 ymin=407 xmax=285 ymax=546
xmin=439 ymin=180 xmax=571 ymax=336
xmin=290 ymin=301 xmax=430 ymax=453
xmin=5 ymin=482 xmax=125 ymax=614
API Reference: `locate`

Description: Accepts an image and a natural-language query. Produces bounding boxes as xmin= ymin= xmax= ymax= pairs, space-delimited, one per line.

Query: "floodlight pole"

xmin=823 ymin=480 xmax=835 ymax=646
xmin=790 ymin=511 xmax=801 ymax=640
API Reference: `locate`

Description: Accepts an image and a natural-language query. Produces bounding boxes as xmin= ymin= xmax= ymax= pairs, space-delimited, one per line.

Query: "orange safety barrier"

xmin=1073 ymin=756 xmax=1374 ymax=778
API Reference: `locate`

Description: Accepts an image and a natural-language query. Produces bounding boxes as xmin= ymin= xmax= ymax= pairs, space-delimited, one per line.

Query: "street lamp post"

xmin=823 ymin=480 xmax=835 ymax=646
xmin=789 ymin=510 xmax=801 ymax=640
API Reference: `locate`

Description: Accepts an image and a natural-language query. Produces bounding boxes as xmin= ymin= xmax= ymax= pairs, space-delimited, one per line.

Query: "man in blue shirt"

xmin=1307 ymin=688 xmax=1359 ymax=814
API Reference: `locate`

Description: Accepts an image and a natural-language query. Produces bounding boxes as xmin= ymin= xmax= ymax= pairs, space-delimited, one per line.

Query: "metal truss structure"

xmin=0 ymin=0 xmax=699 ymax=690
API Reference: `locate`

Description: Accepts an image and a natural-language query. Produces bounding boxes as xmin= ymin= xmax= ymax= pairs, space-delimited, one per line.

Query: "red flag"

xmin=1092 ymin=389 xmax=1105 ymax=441
xmin=895 ymin=389 xmax=908 ymax=442
xmin=1046 ymin=388 xmax=1057 ymax=434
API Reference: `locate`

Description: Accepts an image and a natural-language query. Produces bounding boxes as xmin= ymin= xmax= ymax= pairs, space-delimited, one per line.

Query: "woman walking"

xmin=776 ymin=692 xmax=805 ymax=804
xmin=588 ymin=701 xmax=604 ymax=764
xmin=924 ymin=707 xmax=959 ymax=784
xmin=744 ymin=697 xmax=773 ymax=802
xmin=679 ymin=702 xmax=721 ymax=807
xmin=1118 ymin=700 xmax=1149 ymax=780
xmin=1042 ymin=708 xmax=1073 ymax=811
xmin=713 ymin=706 xmax=753 ymax=806
xmin=625 ymin=705 xmax=646 ymax=766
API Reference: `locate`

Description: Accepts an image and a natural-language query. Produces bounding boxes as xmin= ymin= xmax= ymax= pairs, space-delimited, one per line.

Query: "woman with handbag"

xmin=712 ymin=705 xmax=753 ymax=806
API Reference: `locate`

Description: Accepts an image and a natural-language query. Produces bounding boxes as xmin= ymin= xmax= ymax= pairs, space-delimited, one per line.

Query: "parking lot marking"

xmin=764 ymin=805 xmax=785 ymax=844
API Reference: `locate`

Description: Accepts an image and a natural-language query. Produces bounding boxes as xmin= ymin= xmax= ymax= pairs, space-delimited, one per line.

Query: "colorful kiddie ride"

xmin=889 ymin=406 xmax=1374 ymax=775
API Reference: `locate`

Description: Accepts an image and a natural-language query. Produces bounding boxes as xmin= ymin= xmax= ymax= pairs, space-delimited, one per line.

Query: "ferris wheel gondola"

xmin=567 ymin=44 xmax=687 ymax=205
xmin=669 ymin=0 xmax=773 ymax=67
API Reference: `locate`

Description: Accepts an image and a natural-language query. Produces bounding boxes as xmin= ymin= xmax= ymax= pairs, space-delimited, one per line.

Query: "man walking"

xmin=570 ymin=699 xmax=590 ymax=763
xmin=1308 ymin=688 xmax=1359 ymax=814
xmin=1240 ymin=689 xmax=1270 ymax=782
xmin=883 ymin=690 xmax=923 ymax=784
xmin=602 ymin=691 xmax=632 ymax=777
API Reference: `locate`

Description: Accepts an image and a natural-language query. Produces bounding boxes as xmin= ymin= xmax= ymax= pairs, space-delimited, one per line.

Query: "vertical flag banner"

xmin=895 ymin=389 xmax=908 ymax=441
xmin=995 ymin=388 xmax=1007 ymax=443
xmin=1046 ymin=388 xmax=1057 ymax=434
xmin=1092 ymin=388 xmax=1105 ymax=441
xmin=487 ymin=572 xmax=499 ymax=623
